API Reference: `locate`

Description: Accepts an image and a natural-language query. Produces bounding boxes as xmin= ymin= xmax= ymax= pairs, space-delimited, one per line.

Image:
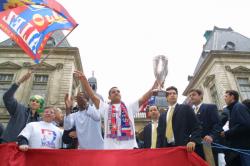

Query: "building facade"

xmin=0 ymin=31 xmax=83 ymax=124
xmin=183 ymin=27 xmax=250 ymax=110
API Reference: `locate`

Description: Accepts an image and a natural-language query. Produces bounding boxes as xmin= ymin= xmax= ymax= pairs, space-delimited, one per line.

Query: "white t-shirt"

xmin=99 ymin=100 xmax=139 ymax=149
xmin=64 ymin=105 xmax=104 ymax=149
xmin=19 ymin=121 xmax=62 ymax=149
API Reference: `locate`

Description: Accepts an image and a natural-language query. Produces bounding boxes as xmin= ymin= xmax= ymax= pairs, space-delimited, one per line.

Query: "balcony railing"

xmin=134 ymin=112 xmax=147 ymax=119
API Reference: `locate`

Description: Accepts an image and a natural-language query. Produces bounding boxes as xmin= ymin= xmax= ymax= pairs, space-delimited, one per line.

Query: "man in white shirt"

xmin=17 ymin=106 xmax=62 ymax=151
xmin=74 ymin=70 xmax=157 ymax=149
xmin=64 ymin=92 xmax=104 ymax=149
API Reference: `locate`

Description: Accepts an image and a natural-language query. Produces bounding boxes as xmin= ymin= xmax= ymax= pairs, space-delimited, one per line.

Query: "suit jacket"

xmin=196 ymin=103 xmax=222 ymax=141
xmin=157 ymin=103 xmax=201 ymax=148
xmin=225 ymin=102 xmax=250 ymax=149
xmin=142 ymin=123 xmax=152 ymax=148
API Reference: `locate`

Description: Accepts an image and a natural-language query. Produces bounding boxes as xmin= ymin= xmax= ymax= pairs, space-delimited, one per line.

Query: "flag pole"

xmin=31 ymin=25 xmax=78 ymax=71
xmin=40 ymin=25 xmax=78 ymax=64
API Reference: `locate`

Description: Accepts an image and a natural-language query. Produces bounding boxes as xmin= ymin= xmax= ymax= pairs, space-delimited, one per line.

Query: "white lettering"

xmin=27 ymin=30 xmax=41 ymax=54
xmin=10 ymin=16 xmax=26 ymax=33
xmin=2 ymin=11 xmax=18 ymax=25
xmin=19 ymin=23 xmax=33 ymax=40
xmin=2 ymin=10 xmax=41 ymax=54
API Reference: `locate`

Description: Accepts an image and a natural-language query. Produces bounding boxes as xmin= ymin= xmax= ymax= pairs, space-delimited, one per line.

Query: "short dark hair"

xmin=108 ymin=87 xmax=118 ymax=96
xmin=188 ymin=89 xmax=203 ymax=96
xmin=78 ymin=91 xmax=90 ymax=101
xmin=166 ymin=86 xmax=178 ymax=95
xmin=225 ymin=90 xmax=239 ymax=102
xmin=242 ymin=99 xmax=250 ymax=109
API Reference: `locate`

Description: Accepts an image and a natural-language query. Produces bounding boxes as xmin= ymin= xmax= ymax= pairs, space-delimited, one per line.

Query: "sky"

xmin=1 ymin=0 xmax=250 ymax=103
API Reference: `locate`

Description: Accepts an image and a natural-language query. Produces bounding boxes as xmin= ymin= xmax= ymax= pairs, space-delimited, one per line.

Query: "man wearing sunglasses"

xmin=2 ymin=71 xmax=44 ymax=143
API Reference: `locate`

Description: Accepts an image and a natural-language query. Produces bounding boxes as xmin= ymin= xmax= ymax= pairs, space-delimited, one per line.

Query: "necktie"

xmin=194 ymin=106 xmax=199 ymax=114
xmin=165 ymin=107 xmax=174 ymax=141
xmin=151 ymin=122 xmax=157 ymax=148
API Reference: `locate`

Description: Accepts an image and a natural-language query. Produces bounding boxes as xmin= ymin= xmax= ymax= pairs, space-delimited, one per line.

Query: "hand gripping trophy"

xmin=153 ymin=55 xmax=168 ymax=96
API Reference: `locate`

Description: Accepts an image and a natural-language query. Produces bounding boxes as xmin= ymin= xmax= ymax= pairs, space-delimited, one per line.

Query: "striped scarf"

xmin=107 ymin=102 xmax=134 ymax=140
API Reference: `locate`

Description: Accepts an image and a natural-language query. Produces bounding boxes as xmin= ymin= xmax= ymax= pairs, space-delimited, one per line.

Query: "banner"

xmin=0 ymin=143 xmax=208 ymax=166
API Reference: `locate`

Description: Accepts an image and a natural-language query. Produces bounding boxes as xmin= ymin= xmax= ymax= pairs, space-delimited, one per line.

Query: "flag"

xmin=0 ymin=0 xmax=78 ymax=63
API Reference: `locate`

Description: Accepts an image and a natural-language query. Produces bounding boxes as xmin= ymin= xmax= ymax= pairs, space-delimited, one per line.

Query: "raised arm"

xmin=74 ymin=70 xmax=101 ymax=109
xmin=138 ymin=80 xmax=158 ymax=107
xmin=3 ymin=71 xmax=32 ymax=116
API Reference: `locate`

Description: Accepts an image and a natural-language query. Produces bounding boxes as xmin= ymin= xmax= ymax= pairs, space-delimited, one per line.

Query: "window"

xmin=224 ymin=41 xmax=235 ymax=51
xmin=46 ymin=37 xmax=56 ymax=47
xmin=0 ymin=74 xmax=14 ymax=107
xmin=30 ymin=74 xmax=49 ymax=100
xmin=0 ymin=74 xmax=14 ymax=82
xmin=237 ymin=78 xmax=250 ymax=100
xmin=210 ymin=84 xmax=220 ymax=107
xmin=34 ymin=75 xmax=49 ymax=84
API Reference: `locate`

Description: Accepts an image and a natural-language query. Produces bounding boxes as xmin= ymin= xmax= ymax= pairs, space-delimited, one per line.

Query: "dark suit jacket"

xmin=225 ymin=102 xmax=250 ymax=149
xmin=142 ymin=123 xmax=152 ymax=148
xmin=157 ymin=103 xmax=201 ymax=148
xmin=196 ymin=103 xmax=222 ymax=141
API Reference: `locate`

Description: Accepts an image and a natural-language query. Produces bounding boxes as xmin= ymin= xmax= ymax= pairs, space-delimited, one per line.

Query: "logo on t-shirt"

xmin=41 ymin=129 xmax=57 ymax=148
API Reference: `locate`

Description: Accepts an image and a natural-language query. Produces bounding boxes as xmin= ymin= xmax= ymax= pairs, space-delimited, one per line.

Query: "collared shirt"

xmin=166 ymin=103 xmax=177 ymax=143
xmin=151 ymin=120 xmax=158 ymax=135
xmin=193 ymin=103 xmax=202 ymax=114
xmin=64 ymin=105 xmax=104 ymax=149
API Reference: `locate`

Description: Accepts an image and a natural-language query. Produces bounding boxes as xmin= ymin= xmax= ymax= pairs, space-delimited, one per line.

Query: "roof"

xmin=193 ymin=26 xmax=250 ymax=75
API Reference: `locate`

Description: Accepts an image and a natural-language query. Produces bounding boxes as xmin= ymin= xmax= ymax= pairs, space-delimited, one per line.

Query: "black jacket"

xmin=157 ymin=103 xmax=201 ymax=148
xmin=225 ymin=101 xmax=250 ymax=149
xmin=196 ymin=103 xmax=222 ymax=141
xmin=142 ymin=122 xmax=152 ymax=148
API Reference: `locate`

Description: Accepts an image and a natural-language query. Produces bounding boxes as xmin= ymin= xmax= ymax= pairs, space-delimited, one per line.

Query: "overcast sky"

xmin=1 ymin=0 xmax=250 ymax=103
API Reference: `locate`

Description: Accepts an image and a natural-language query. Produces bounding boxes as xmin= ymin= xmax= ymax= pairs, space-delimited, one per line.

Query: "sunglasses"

xmin=30 ymin=99 xmax=40 ymax=103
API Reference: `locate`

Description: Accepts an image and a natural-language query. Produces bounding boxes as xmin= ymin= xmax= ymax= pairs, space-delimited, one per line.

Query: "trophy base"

xmin=153 ymin=90 xmax=167 ymax=97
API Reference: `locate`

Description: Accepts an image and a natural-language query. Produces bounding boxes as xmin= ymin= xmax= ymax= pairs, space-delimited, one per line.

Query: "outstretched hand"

xmin=73 ymin=70 xmax=85 ymax=80
xmin=64 ymin=93 xmax=73 ymax=115
xmin=17 ymin=71 xmax=32 ymax=85
xmin=19 ymin=145 xmax=29 ymax=151
xmin=186 ymin=141 xmax=196 ymax=152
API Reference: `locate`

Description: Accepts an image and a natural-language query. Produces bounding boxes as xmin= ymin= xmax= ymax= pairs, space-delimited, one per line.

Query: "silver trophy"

xmin=153 ymin=55 xmax=168 ymax=96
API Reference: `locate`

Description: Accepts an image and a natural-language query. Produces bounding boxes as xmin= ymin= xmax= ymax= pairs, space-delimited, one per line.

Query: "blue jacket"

xmin=2 ymin=83 xmax=40 ymax=143
xmin=225 ymin=101 xmax=250 ymax=149
xmin=196 ymin=103 xmax=222 ymax=141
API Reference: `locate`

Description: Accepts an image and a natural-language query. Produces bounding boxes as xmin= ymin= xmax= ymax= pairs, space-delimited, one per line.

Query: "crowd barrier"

xmin=0 ymin=143 xmax=208 ymax=166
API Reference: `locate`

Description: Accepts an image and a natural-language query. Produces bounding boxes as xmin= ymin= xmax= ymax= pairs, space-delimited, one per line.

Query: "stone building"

xmin=0 ymin=31 xmax=83 ymax=124
xmin=0 ymin=31 xmax=161 ymax=135
xmin=183 ymin=27 xmax=250 ymax=110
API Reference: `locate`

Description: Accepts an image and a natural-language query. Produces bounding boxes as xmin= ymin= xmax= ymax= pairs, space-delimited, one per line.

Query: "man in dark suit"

xmin=157 ymin=86 xmax=201 ymax=153
xmin=220 ymin=90 xmax=250 ymax=166
xmin=142 ymin=105 xmax=160 ymax=148
xmin=189 ymin=89 xmax=222 ymax=165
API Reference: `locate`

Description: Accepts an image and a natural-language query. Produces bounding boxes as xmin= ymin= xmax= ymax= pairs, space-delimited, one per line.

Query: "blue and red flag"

xmin=0 ymin=0 xmax=78 ymax=63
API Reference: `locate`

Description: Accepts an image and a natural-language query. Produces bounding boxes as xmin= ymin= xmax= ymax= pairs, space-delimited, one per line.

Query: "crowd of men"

xmin=0 ymin=70 xmax=250 ymax=166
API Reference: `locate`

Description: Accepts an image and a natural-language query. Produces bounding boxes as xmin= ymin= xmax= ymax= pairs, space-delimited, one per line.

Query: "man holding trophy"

xmin=73 ymin=70 xmax=158 ymax=149
xmin=152 ymin=55 xmax=201 ymax=152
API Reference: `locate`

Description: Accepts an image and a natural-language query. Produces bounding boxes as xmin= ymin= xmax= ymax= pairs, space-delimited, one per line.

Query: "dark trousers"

xmin=224 ymin=151 xmax=241 ymax=166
